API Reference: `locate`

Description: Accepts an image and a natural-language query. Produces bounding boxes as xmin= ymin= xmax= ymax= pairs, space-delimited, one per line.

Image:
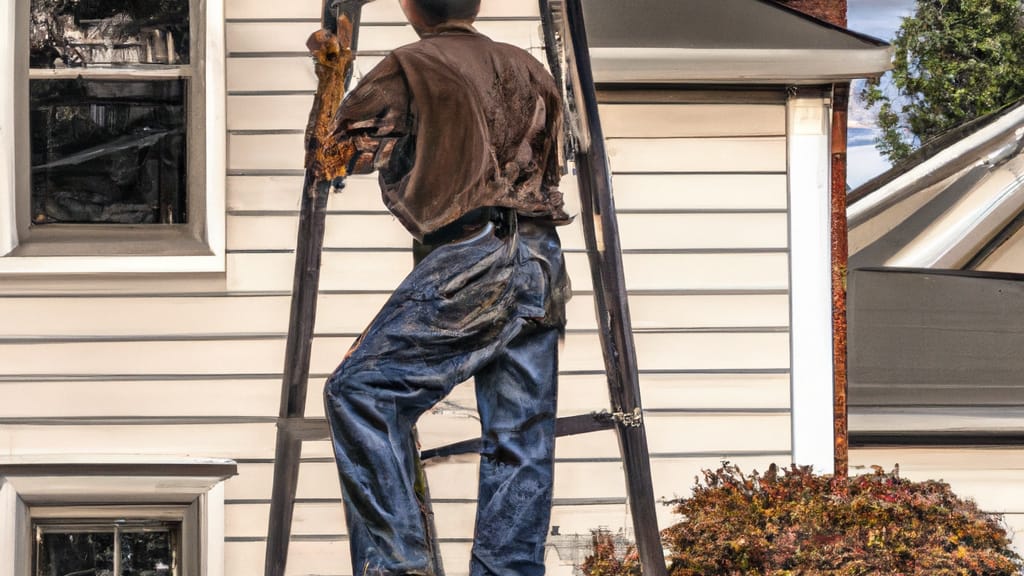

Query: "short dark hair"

xmin=411 ymin=0 xmax=481 ymax=24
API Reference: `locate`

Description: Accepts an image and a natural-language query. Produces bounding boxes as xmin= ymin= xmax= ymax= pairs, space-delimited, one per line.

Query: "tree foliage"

xmin=861 ymin=0 xmax=1024 ymax=162
xmin=581 ymin=464 xmax=1023 ymax=576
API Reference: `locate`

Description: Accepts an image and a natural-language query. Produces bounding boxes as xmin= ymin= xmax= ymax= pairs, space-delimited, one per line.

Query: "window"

xmin=34 ymin=510 xmax=183 ymax=576
xmin=0 ymin=458 xmax=235 ymax=576
xmin=0 ymin=0 xmax=225 ymax=273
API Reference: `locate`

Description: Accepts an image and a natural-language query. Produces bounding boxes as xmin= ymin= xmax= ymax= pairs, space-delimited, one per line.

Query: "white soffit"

xmin=583 ymin=0 xmax=893 ymax=84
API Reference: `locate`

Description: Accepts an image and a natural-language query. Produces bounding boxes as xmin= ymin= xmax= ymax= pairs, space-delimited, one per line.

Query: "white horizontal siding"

xmin=549 ymin=413 xmax=791 ymax=458
xmin=0 ymin=332 xmax=789 ymax=376
xmin=0 ymin=371 xmax=790 ymax=420
xmin=612 ymin=173 xmax=788 ymax=210
xmin=0 ymin=293 xmax=788 ymax=338
xmin=224 ymin=540 xmax=474 ymax=576
xmin=226 ymin=173 xmax=789 ymax=212
xmin=0 ymin=411 xmax=787 ymax=467
xmin=226 ymin=21 xmax=541 ymax=55
xmin=225 ymin=0 xmax=539 ymax=21
xmin=226 ymin=56 xmax=334 ymax=93
xmin=0 ymin=423 xmax=280 ymax=458
xmin=0 ymin=379 xmax=283 ymax=418
xmin=223 ymin=212 xmax=788 ymax=251
xmin=225 ymin=454 xmax=788 ymax=511
xmin=576 ymin=96 xmax=795 ymax=537
xmin=228 ymin=134 xmax=788 ymax=174
xmin=606 ymin=137 xmax=786 ymax=174
xmin=227 ymin=174 xmax=382 ymax=211
xmin=599 ymin=104 xmax=786 ymax=138
xmin=227 ymin=94 xmax=314 ymax=132
xmin=225 ymin=251 xmax=790 ymax=292
xmin=228 ymin=134 xmax=787 ymax=176
xmin=223 ymin=501 xmax=636 ymax=541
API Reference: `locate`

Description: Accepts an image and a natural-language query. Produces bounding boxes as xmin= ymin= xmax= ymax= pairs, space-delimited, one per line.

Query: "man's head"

xmin=400 ymin=0 xmax=480 ymax=33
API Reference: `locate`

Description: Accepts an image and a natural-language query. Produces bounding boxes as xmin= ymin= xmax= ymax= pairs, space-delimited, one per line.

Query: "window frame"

xmin=0 ymin=458 xmax=234 ymax=576
xmin=0 ymin=0 xmax=226 ymax=274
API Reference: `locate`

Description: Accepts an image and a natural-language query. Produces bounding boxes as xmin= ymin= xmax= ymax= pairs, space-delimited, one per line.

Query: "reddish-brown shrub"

xmin=581 ymin=463 xmax=1023 ymax=576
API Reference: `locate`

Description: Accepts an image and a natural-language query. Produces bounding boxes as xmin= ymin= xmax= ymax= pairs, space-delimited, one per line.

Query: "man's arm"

xmin=305 ymin=27 xmax=356 ymax=183
xmin=306 ymin=28 xmax=410 ymax=182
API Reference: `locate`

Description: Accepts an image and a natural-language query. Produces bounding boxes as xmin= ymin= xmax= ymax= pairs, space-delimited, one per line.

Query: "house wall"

xmin=543 ymin=89 xmax=794 ymax=570
xmin=0 ymin=1 xmax=795 ymax=574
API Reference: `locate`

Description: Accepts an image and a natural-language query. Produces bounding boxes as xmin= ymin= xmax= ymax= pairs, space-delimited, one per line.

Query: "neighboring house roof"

xmin=579 ymin=0 xmax=892 ymax=84
xmin=847 ymin=99 xmax=1024 ymax=444
xmin=848 ymin=97 xmax=1024 ymax=271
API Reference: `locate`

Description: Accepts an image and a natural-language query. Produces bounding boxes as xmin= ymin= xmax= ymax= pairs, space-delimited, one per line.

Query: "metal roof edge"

xmin=848 ymin=98 xmax=1024 ymax=223
xmin=881 ymin=154 xmax=1024 ymax=268
xmin=591 ymin=46 xmax=894 ymax=85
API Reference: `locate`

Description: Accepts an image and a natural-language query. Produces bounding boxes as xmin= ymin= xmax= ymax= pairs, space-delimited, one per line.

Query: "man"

xmin=313 ymin=1 xmax=570 ymax=574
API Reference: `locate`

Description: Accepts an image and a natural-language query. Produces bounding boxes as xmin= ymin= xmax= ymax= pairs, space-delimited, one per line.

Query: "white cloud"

xmin=847 ymin=0 xmax=916 ymax=40
xmin=848 ymin=144 xmax=893 ymax=190
xmin=848 ymin=89 xmax=879 ymax=130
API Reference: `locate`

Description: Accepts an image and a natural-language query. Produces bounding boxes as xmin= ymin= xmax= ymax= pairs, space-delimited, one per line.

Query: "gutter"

xmin=831 ymin=82 xmax=850 ymax=477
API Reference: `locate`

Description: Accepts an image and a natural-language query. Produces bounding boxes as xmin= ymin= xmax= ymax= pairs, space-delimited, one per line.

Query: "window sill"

xmin=0 ymin=225 xmax=225 ymax=274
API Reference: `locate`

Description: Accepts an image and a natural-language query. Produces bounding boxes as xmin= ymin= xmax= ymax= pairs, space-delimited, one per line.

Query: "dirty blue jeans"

xmin=324 ymin=218 xmax=569 ymax=576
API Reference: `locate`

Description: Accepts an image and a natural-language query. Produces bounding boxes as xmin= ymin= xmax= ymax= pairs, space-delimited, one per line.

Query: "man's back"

xmin=340 ymin=25 xmax=567 ymax=239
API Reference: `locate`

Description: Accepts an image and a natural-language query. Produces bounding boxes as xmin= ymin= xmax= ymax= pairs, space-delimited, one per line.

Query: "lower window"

xmin=35 ymin=516 xmax=180 ymax=576
xmin=0 ymin=459 xmax=234 ymax=576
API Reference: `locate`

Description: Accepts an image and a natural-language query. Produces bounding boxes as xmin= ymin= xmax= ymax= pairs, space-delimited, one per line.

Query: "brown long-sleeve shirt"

xmin=334 ymin=23 xmax=569 ymax=241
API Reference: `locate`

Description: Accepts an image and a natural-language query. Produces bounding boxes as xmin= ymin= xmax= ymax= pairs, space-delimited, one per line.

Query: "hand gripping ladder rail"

xmin=265 ymin=0 xmax=668 ymax=574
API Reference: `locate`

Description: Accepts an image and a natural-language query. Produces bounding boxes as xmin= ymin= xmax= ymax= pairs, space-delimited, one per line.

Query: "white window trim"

xmin=0 ymin=0 xmax=226 ymax=274
xmin=787 ymin=94 xmax=836 ymax=475
xmin=0 ymin=456 xmax=234 ymax=576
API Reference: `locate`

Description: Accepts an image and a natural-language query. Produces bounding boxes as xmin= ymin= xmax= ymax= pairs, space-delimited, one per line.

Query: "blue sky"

xmin=846 ymin=0 xmax=916 ymax=188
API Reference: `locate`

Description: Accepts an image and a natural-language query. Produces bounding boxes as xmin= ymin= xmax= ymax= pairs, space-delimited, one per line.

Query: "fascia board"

xmin=591 ymin=46 xmax=894 ymax=84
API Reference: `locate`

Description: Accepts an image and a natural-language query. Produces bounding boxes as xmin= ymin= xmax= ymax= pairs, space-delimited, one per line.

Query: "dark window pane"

xmin=120 ymin=531 xmax=175 ymax=576
xmin=30 ymin=78 xmax=188 ymax=225
xmin=37 ymin=532 xmax=115 ymax=576
xmin=30 ymin=0 xmax=189 ymax=68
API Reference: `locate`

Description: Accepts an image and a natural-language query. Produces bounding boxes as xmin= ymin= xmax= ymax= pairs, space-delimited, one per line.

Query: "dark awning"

xmin=849 ymin=267 xmax=1024 ymax=443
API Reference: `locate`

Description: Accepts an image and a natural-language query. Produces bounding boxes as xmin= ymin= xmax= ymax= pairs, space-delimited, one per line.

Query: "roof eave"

xmin=591 ymin=46 xmax=894 ymax=85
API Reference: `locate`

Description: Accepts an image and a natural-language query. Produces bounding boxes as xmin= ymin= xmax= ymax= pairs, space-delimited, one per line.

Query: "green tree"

xmin=861 ymin=0 xmax=1024 ymax=162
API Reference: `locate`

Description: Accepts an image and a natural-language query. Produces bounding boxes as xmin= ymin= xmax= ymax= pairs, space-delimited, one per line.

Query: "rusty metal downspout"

xmin=831 ymin=82 xmax=850 ymax=478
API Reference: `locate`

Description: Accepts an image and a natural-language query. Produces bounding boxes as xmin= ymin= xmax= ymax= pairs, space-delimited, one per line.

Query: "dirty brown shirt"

xmin=334 ymin=23 xmax=569 ymax=241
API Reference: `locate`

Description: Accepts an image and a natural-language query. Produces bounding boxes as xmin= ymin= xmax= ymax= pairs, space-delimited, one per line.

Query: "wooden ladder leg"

xmin=541 ymin=0 xmax=669 ymax=573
